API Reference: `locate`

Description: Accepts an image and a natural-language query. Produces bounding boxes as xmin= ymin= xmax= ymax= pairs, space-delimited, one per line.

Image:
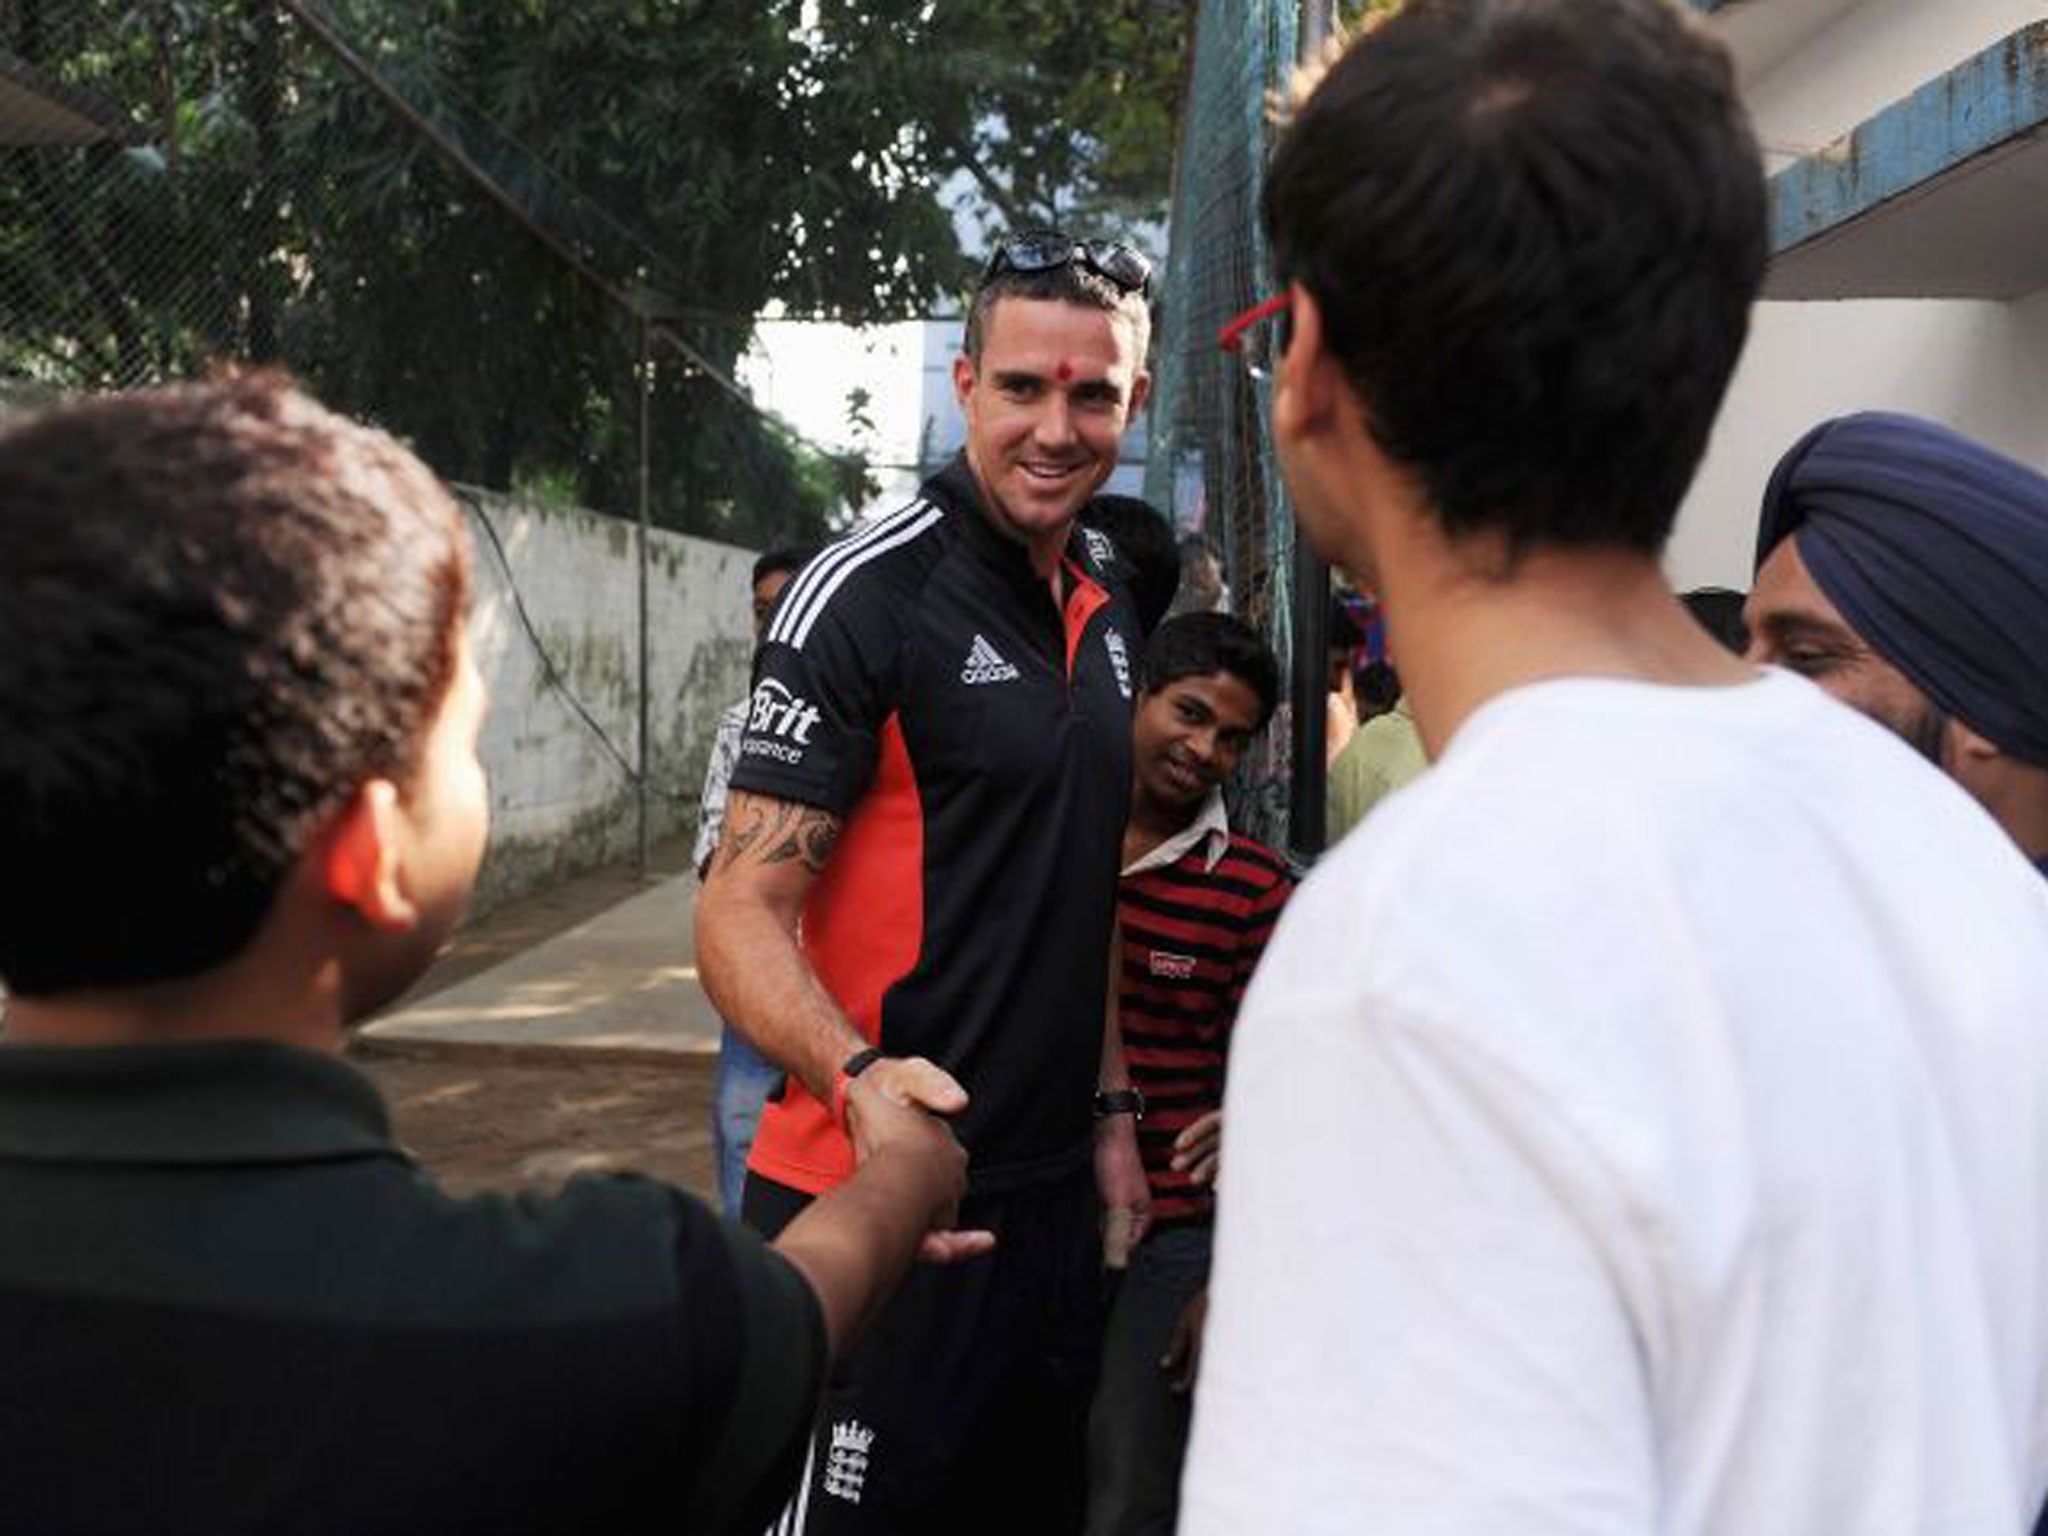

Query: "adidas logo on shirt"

xmin=961 ymin=634 xmax=1022 ymax=685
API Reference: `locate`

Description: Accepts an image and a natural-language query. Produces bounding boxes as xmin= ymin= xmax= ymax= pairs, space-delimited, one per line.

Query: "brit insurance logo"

xmin=742 ymin=678 xmax=821 ymax=764
xmin=1104 ymin=628 xmax=1133 ymax=699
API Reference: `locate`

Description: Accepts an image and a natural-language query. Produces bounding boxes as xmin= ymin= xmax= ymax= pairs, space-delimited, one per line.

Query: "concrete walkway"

xmin=360 ymin=874 xmax=721 ymax=1063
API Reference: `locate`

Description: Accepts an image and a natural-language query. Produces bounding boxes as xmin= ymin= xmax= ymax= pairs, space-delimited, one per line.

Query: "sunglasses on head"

xmin=982 ymin=232 xmax=1154 ymax=297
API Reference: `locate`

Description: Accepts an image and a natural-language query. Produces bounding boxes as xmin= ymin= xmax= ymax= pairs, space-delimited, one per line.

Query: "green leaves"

xmin=5 ymin=0 xmax=1188 ymax=541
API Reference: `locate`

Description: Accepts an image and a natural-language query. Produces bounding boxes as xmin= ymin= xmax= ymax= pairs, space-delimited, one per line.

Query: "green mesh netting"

xmin=1145 ymin=0 xmax=1301 ymax=849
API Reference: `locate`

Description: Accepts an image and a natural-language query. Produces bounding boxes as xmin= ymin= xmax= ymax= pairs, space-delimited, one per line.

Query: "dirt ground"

xmin=346 ymin=835 xmax=721 ymax=1203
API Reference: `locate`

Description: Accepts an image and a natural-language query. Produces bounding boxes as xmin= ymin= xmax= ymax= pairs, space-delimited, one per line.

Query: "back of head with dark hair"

xmin=964 ymin=248 xmax=1152 ymax=366
xmin=1140 ymin=612 xmax=1282 ymax=731
xmin=753 ymin=544 xmax=819 ymax=587
xmin=0 ymin=372 xmax=473 ymax=995
xmin=1264 ymin=0 xmax=1766 ymax=558
xmin=1081 ymin=495 xmax=1180 ymax=636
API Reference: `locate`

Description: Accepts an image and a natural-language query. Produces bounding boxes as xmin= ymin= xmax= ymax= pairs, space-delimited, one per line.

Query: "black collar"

xmin=0 ymin=1039 xmax=404 ymax=1168
xmin=923 ymin=452 xmax=1110 ymax=588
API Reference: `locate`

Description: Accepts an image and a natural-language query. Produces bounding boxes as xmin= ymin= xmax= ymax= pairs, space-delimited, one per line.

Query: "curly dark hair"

xmin=0 ymin=371 xmax=473 ymax=994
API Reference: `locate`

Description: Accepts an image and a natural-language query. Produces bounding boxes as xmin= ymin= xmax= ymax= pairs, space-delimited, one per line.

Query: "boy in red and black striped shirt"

xmin=1087 ymin=612 xmax=1295 ymax=1536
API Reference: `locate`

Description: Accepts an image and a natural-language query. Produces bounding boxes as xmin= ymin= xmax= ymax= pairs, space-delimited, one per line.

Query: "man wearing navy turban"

xmin=1748 ymin=411 xmax=2048 ymax=879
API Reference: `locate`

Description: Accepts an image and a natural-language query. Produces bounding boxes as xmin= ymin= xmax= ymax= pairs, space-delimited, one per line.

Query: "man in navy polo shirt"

xmin=697 ymin=232 xmax=1155 ymax=1534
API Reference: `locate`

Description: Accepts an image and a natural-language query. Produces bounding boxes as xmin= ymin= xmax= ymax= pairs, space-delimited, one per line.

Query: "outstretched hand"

xmin=843 ymin=1070 xmax=992 ymax=1264
xmin=847 ymin=1055 xmax=970 ymax=1159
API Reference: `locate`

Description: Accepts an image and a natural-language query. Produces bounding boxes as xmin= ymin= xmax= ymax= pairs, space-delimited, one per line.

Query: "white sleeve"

xmin=692 ymin=703 xmax=745 ymax=875
xmin=1179 ymin=972 xmax=1658 ymax=1535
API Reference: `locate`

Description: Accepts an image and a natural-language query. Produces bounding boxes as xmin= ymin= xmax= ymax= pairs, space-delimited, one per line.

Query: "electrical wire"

xmin=454 ymin=484 xmax=697 ymax=807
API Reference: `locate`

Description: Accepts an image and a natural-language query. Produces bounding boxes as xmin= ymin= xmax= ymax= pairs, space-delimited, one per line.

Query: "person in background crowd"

xmin=1086 ymin=612 xmax=1292 ymax=1536
xmin=1324 ymin=656 xmax=1426 ymax=842
xmin=1748 ymin=411 xmax=2048 ymax=878
xmin=0 ymin=374 xmax=982 ymax=1535
xmin=1081 ymin=494 xmax=1182 ymax=638
xmin=696 ymin=544 xmax=820 ymax=1214
xmin=1183 ymin=4 xmax=2048 ymax=1531
xmin=1324 ymin=595 xmax=1364 ymax=765
xmin=1169 ymin=533 xmax=1229 ymax=616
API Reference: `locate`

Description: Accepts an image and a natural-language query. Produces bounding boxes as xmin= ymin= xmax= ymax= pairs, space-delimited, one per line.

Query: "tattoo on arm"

xmin=718 ymin=793 xmax=842 ymax=876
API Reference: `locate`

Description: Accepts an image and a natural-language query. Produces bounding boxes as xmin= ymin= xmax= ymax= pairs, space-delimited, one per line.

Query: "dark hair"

xmin=1081 ymin=495 xmax=1180 ymax=636
xmin=1357 ymin=659 xmax=1403 ymax=716
xmin=0 ymin=372 xmax=473 ymax=995
xmin=1681 ymin=585 xmax=1749 ymax=654
xmin=1140 ymin=612 xmax=1281 ymax=731
xmin=1264 ymin=0 xmax=1765 ymax=558
xmin=1327 ymin=594 xmax=1365 ymax=652
xmin=753 ymin=544 xmax=818 ymax=587
xmin=964 ymin=247 xmax=1152 ymax=365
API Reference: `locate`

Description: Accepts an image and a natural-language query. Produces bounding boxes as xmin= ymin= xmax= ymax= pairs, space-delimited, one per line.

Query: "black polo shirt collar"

xmin=925 ymin=452 xmax=1111 ymax=592
xmin=0 ymin=1039 xmax=402 ymax=1168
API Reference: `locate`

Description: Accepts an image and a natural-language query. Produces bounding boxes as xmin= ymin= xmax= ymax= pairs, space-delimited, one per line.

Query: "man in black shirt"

xmin=698 ymin=233 xmax=1156 ymax=1533
xmin=0 ymin=374 xmax=981 ymax=1535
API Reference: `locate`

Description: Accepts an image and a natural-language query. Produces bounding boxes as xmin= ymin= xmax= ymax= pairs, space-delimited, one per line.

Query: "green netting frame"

xmin=1145 ymin=1 xmax=1301 ymax=849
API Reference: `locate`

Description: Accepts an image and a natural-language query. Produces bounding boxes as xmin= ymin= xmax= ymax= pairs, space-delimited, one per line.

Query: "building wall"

xmin=1670 ymin=292 xmax=2048 ymax=587
xmin=1666 ymin=0 xmax=2048 ymax=589
xmin=1738 ymin=0 xmax=2046 ymax=168
xmin=460 ymin=486 xmax=754 ymax=911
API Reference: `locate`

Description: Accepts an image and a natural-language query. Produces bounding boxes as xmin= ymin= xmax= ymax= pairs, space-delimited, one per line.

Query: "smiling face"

xmin=1132 ymin=670 xmax=1265 ymax=821
xmin=1745 ymin=535 xmax=1948 ymax=758
xmin=954 ymin=297 xmax=1149 ymax=558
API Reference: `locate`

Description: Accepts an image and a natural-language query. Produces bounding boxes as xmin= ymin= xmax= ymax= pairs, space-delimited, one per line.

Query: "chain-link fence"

xmin=1145 ymin=0 xmax=1305 ymax=851
xmin=0 ymin=0 xmax=858 ymax=550
xmin=0 ymin=0 xmax=877 ymax=889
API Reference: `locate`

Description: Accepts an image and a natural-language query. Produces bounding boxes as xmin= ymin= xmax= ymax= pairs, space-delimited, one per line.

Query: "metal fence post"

xmin=1287 ymin=0 xmax=1336 ymax=862
xmin=636 ymin=315 xmax=652 ymax=876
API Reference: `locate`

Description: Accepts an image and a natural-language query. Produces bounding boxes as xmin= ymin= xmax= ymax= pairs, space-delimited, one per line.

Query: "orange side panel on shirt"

xmin=1063 ymin=560 xmax=1109 ymax=677
xmin=746 ymin=712 xmax=925 ymax=1195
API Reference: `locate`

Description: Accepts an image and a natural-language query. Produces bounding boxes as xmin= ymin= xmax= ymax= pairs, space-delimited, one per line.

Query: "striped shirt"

xmin=1120 ymin=799 xmax=1294 ymax=1229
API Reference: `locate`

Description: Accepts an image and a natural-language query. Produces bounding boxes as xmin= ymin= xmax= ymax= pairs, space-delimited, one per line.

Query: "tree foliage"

xmin=0 ymin=0 xmax=1191 ymax=544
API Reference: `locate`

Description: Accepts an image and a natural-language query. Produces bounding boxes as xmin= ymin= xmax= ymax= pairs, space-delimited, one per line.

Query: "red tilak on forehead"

xmin=1056 ymin=361 xmax=1073 ymax=381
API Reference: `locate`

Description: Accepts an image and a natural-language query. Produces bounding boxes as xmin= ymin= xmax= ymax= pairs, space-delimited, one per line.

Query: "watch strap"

xmin=832 ymin=1046 xmax=884 ymax=1129
xmin=1093 ymin=1086 xmax=1145 ymax=1121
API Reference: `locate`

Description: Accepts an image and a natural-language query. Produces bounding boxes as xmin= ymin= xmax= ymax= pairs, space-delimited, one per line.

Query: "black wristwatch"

xmin=833 ymin=1046 xmax=884 ymax=1128
xmin=1093 ymin=1087 xmax=1146 ymax=1122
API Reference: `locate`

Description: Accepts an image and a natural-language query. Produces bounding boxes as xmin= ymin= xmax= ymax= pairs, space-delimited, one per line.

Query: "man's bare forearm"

xmin=772 ymin=1147 xmax=944 ymax=1355
xmin=695 ymin=791 xmax=863 ymax=1102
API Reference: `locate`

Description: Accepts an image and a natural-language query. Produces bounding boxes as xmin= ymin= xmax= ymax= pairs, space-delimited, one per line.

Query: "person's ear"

xmin=1946 ymin=717 xmax=2003 ymax=770
xmin=318 ymin=779 xmax=420 ymax=933
xmin=1127 ymin=368 xmax=1152 ymax=420
xmin=952 ymin=350 xmax=977 ymax=412
xmin=1272 ymin=283 xmax=1338 ymax=448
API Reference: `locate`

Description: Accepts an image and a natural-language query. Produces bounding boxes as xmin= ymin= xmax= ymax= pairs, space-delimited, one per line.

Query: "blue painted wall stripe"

xmin=1769 ymin=21 xmax=2048 ymax=255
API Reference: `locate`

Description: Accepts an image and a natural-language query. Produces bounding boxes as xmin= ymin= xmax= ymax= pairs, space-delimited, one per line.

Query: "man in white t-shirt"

xmin=1183 ymin=3 xmax=2048 ymax=1532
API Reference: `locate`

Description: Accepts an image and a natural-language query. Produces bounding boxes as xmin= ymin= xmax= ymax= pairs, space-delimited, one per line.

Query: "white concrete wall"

xmin=460 ymin=486 xmax=755 ymax=911
xmin=1670 ymin=289 xmax=2048 ymax=587
xmin=1668 ymin=0 xmax=2048 ymax=589
xmin=1734 ymin=0 xmax=2047 ymax=169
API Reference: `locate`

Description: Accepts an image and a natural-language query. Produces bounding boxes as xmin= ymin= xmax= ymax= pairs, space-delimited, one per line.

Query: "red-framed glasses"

xmin=1217 ymin=293 xmax=1292 ymax=382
